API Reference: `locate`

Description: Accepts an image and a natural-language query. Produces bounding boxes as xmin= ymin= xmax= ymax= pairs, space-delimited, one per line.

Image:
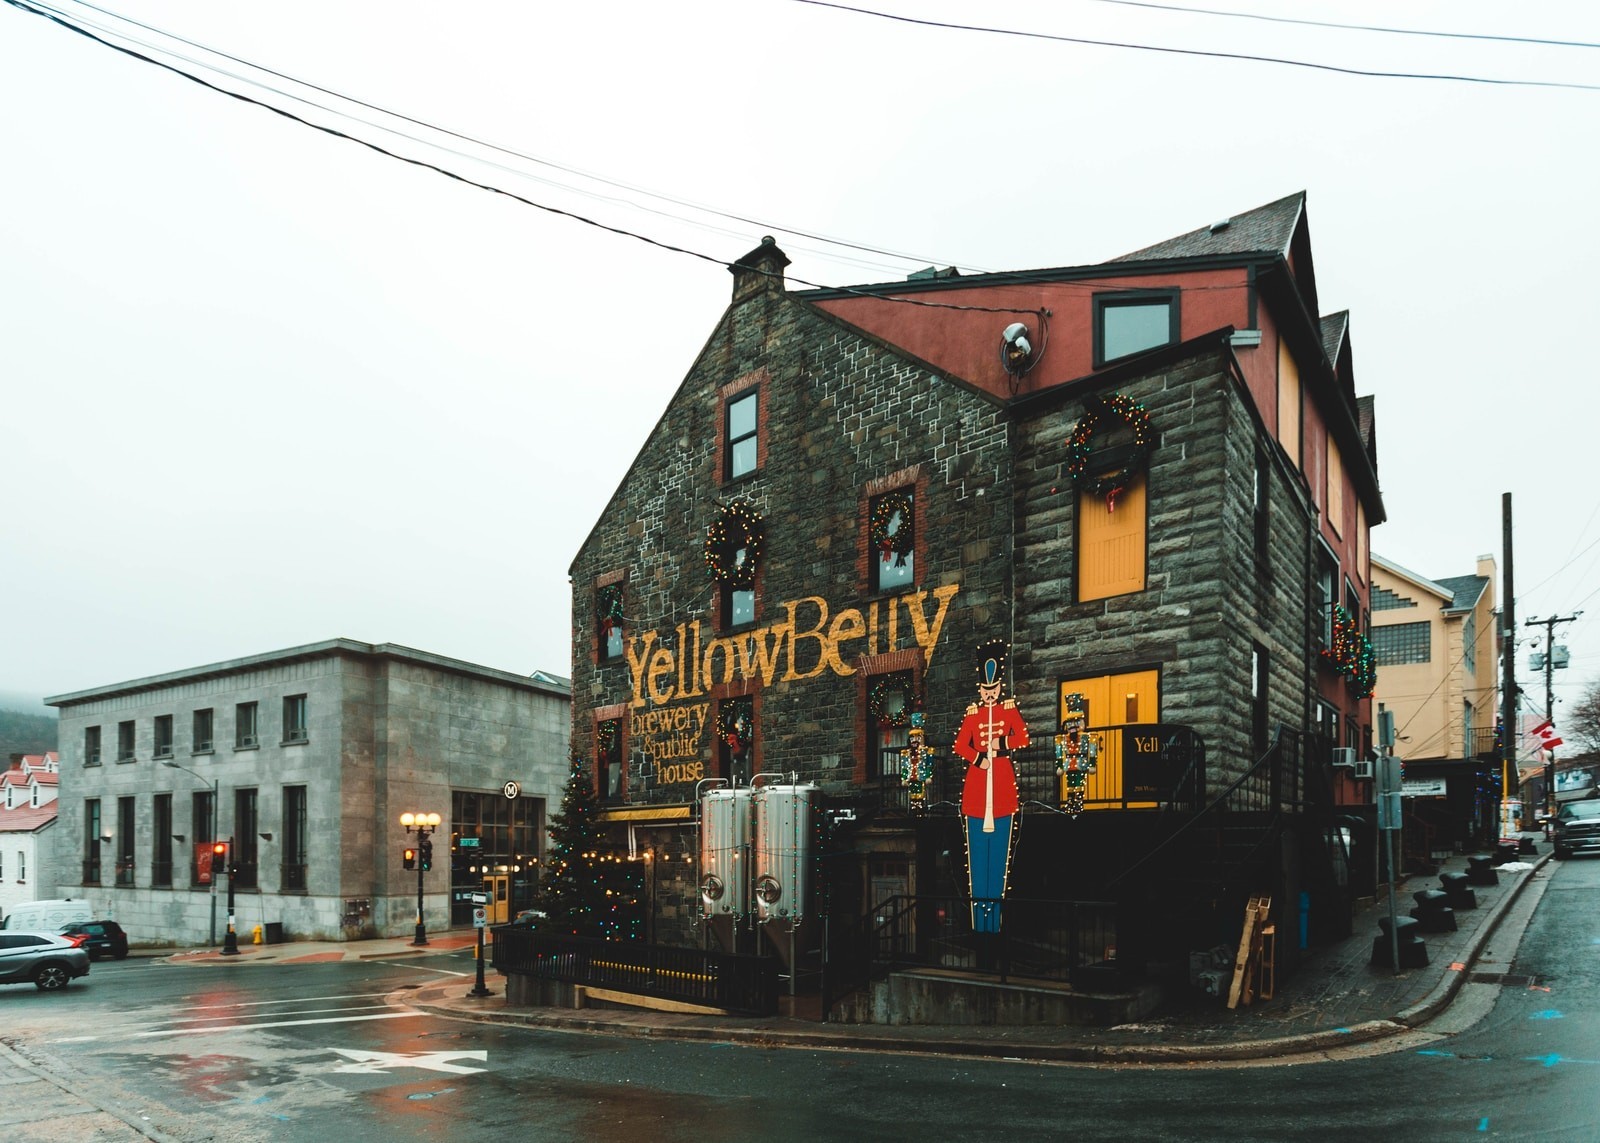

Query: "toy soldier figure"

xmin=952 ymin=639 xmax=1030 ymax=933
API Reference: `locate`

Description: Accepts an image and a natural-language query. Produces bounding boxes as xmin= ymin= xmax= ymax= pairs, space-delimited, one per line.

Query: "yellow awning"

xmin=595 ymin=804 xmax=693 ymax=823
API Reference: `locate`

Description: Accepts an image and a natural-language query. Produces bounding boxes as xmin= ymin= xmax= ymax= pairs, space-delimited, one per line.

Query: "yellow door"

xmin=483 ymin=875 xmax=510 ymax=924
xmin=1058 ymin=669 xmax=1160 ymax=809
xmin=1078 ymin=477 xmax=1147 ymax=601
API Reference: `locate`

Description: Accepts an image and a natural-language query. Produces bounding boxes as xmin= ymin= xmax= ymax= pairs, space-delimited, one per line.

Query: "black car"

xmin=1553 ymin=800 xmax=1600 ymax=859
xmin=59 ymin=919 xmax=129 ymax=960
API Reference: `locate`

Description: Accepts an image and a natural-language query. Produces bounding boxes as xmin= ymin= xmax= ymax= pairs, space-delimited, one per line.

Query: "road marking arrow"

xmin=328 ymin=1049 xmax=487 ymax=1075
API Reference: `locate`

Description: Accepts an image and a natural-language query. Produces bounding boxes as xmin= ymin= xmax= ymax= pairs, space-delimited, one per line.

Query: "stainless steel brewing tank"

xmin=753 ymin=784 xmax=816 ymax=923
xmin=698 ymin=787 xmax=752 ymax=917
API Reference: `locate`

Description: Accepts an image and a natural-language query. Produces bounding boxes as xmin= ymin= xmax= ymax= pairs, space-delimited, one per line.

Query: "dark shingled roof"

xmin=1110 ymin=191 xmax=1305 ymax=262
xmin=1433 ymin=574 xmax=1488 ymax=612
xmin=1357 ymin=394 xmax=1376 ymax=454
xmin=1321 ymin=311 xmax=1349 ymax=365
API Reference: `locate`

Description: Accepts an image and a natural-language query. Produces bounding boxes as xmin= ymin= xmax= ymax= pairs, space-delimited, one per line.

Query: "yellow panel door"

xmin=1078 ymin=477 xmax=1147 ymax=602
xmin=1059 ymin=669 xmax=1160 ymax=809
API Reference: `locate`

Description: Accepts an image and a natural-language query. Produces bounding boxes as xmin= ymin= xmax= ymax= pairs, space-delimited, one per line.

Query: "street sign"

xmin=502 ymin=781 xmax=521 ymax=799
xmin=458 ymin=837 xmax=481 ymax=848
xmin=472 ymin=907 xmax=487 ymax=929
xmin=470 ymin=892 xmax=489 ymax=905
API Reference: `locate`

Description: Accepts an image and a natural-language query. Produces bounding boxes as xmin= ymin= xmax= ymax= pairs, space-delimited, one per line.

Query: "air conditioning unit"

xmin=1352 ymin=758 xmax=1375 ymax=780
xmin=1331 ymin=747 xmax=1356 ymax=768
xmin=239 ymin=735 xmax=258 ymax=748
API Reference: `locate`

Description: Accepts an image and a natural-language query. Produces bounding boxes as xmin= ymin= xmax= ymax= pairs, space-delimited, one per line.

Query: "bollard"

xmin=1466 ymin=854 xmax=1499 ymax=886
xmin=1372 ymin=914 xmax=1429 ymax=969
xmin=1439 ymin=871 xmax=1478 ymax=910
xmin=1409 ymin=888 xmax=1457 ymax=933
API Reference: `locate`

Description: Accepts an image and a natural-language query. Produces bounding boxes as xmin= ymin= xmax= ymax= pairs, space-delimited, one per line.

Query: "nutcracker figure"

xmin=951 ymin=639 xmax=1030 ymax=933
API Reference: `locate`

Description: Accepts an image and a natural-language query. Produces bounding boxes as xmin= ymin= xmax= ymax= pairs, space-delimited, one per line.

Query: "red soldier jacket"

xmin=951 ymin=699 xmax=1030 ymax=819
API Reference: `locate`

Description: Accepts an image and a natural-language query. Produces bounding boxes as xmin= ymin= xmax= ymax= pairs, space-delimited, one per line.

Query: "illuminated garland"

xmin=595 ymin=719 xmax=618 ymax=758
xmin=869 ymin=492 xmax=914 ymax=567
xmin=718 ymin=696 xmax=754 ymax=756
xmin=1067 ymin=392 xmax=1155 ymax=506
xmin=1321 ymin=604 xmax=1377 ymax=698
xmin=1055 ymin=694 xmax=1098 ymax=818
xmin=868 ymin=674 xmax=915 ymax=727
xmin=703 ymin=500 xmax=765 ymax=587
xmin=596 ymin=583 xmax=624 ymax=639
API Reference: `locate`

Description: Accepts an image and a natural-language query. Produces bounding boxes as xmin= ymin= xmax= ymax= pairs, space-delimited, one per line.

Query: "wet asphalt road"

xmin=4 ymin=860 xmax=1597 ymax=1142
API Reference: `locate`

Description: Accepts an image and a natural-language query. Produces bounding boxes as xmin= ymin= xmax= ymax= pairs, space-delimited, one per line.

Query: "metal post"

xmin=221 ymin=835 xmax=240 ymax=955
xmin=208 ymin=782 xmax=219 ymax=947
xmin=468 ymin=924 xmax=491 ymax=997
xmin=414 ymin=843 xmax=428 ymax=946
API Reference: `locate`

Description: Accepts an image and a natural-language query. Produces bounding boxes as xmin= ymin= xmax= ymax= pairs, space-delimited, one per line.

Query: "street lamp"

xmin=163 ymin=761 xmax=219 ymax=948
xmin=400 ymin=811 xmax=441 ymax=946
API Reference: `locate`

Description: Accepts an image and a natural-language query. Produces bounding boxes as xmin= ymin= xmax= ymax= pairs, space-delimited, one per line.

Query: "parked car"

xmin=59 ymin=920 xmax=129 ymax=961
xmin=0 ymin=932 xmax=92 ymax=991
xmin=1552 ymin=800 xmax=1600 ymax=859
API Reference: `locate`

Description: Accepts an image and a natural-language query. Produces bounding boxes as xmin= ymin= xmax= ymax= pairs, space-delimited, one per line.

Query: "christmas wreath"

xmin=703 ymin=500 xmax=765 ymax=587
xmin=718 ymin=697 xmax=754 ymax=757
xmin=596 ymin=583 xmax=624 ymax=639
xmin=869 ymin=674 xmax=915 ymax=727
xmin=869 ymin=492 xmax=914 ymax=567
xmin=1067 ymin=392 xmax=1155 ymax=505
xmin=1321 ymin=604 xmax=1377 ymax=699
xmin=594 ymin=719 xmax=618 ymax=757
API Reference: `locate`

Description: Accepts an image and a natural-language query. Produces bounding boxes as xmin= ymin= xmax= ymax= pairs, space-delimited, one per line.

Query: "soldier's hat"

xmin=974 ymin=639 xmax=1009 ymax=689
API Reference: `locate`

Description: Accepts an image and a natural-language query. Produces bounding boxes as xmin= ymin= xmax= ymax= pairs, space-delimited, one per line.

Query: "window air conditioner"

xmin=239 ymin=735 xmax=258 ymax=748
xmin=1330 ymin=747 xmax=1356 ymax=768
xmin=1352 ymin=758 xmax=1375 ymax=780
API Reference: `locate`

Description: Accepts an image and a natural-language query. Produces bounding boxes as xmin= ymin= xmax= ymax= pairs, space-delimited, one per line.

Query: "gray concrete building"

xmin=45 ymin=640 xmax=569 ymax=947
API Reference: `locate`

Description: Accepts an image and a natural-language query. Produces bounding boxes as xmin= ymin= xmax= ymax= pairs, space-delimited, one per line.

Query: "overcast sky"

xmin=3 ymin=0 xmax=1596 ymax=750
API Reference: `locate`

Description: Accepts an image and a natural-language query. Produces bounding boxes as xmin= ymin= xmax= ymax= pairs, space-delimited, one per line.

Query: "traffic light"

xmin=403 ymin=846 xmax=417 ymax=871
xmin=420 ymin=838 xmax=433 ymax=872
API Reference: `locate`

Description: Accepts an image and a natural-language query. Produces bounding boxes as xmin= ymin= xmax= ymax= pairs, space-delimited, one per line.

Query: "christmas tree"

xmin=540 ymin=754 xmax=643 ymax=941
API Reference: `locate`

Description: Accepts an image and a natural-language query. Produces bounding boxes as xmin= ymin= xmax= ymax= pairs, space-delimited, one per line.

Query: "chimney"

xmin=729 ymin=236 xmax=790 ymax=302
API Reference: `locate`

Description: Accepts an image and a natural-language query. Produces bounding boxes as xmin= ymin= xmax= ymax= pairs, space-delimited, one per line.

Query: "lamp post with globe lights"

xmin=400 ymin=811 xmax=441 ymax=945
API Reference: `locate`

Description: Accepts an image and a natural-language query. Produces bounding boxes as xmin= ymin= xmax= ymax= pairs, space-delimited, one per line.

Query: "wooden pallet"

xmin=1227 ymin=895 xmax=1272 ymax=1009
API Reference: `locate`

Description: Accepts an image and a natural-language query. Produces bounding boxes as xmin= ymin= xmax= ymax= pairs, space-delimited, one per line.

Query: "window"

xmin=717 ymin=695 xmax=755 ymax=783
xmin=725 ymin=389 xmax=759 ymax=480
xmin=1094 ymin=291 xmax=1178 ymax=366
xmin=1326 ymin=436 xmax=1345 ymax=538
xmin=1463 ymin=612 xmax=1477 ymax=675
xmin=153 ymin=714 xmax=174 ymax=758
xmin=870 ymin=672 xmax=914 ymax=778
xmin=1315 ymin=551 xmax=1338 ymax=648
xmin=1463 ymin=701 xmax=1475 ymax=757
xmin=597 ymin=582 xmax=625 ymax=661
xmin=1278 ymin=342 xmax=1302 ymax=467
xmin=596 ymin=719 xmax=624 ymax=802
xmin=84 ymin=799 xmax=102 ymax=884
xmin=116 ymin=796 xmax=136 ymax=887
xmin=193 ymin=708 xmax=214 ymax=753
xmin=1078 ymin=476 xmax=1146 ymax=601
xmin=283 ymin=694 xmax=308 ymax=744
xmin=1373 ymin=621 xmax=1431 ymax=665
xmin=1372 ymin=586 xmax=1413 ymax=611
xmin=192 ymin=791 xmax=214 ymax=886
xmin=117 ymin=720 xmax=135 ymax=762
xmin=84 ymin=725 xmax=101 ymax=766
xmin=721 ymin=583 xmax=755 ymax=630
xmin=283 ymin=785 xmax=308 ymax=891
xmin=153 ymin=793 xmax=173 ymax=888
xmin=236 ymin=702 xmax=259 ymax=749
xmin=869 ymin=490 xmax=915 ymax=592
xmin=234 ymin=789 xmax=259 ymax=889
xmin=1253 ymin=449 xmax=1270 ymax=572
xmin=1251 ymin=644 xmax=1270 ymax=761
xmin=15 ymin=852 xmax=21 ymax=882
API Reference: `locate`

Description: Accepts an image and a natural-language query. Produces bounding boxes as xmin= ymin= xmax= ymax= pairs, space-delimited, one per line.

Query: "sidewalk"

xmin=156 ymin=844 xmax=1554 ymax=1065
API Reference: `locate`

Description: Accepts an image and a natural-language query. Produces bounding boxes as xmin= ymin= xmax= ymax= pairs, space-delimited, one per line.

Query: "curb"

xmin=403 ymin=854 xmax=1554 ymax=1065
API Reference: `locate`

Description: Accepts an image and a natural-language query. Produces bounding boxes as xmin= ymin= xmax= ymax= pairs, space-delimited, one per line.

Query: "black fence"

xmin=842 ymin=894 xmax=1122 ymax=988
xmin=491 ymin=927 xmax=779 ymax=1017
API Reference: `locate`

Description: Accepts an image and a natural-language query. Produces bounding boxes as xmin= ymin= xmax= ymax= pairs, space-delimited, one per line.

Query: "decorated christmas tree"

xmin=540 ymin=754 xmax=643 ymax=941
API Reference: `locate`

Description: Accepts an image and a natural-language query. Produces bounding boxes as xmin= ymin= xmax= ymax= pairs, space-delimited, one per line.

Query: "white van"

xmin=1 ymin=898 xmax=95 ymax=931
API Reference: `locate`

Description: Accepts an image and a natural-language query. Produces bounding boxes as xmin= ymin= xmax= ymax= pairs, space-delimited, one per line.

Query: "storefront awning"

xmin=595 ymin=804 xmax=693 ymax=823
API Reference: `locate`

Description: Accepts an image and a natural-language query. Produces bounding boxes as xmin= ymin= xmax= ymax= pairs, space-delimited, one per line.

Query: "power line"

xmin=786 ymin=0 xmax=1600 ymax=92
xmin=1083 ymin=0 xmax=1600 ymax=51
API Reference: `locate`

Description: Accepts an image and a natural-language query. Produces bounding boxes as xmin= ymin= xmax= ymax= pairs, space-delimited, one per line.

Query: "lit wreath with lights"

xmin=868 ymin=674 xmax=915 ymax=727
xmin=869 ymin=492 xmax=914 ymax=567
xmin=594 ymin=719 xmax=617 ymax=757
xmin=1321 ymin=604 xmax=1377 ymax=699
xmin=703 ymin=501 xmax=765 ymax=588
xmin=718 ymin=697 xmax=754 ymax=756
xmin=596 ymin=583 xmax=624 ymax=639
xmin=1067 ymin=392 xmax=1155 ymax=500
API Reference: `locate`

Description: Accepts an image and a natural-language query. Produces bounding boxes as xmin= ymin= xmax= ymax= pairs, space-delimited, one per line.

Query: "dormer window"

xmin=1094 ymin=290 xmax=1179 ymax=366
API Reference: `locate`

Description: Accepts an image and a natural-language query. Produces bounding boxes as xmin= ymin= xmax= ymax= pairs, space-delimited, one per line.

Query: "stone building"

xmin=569 ymin=192 xmax=1383 ymax=985
xmin=46 ymin=640 xmax=568 ymax=946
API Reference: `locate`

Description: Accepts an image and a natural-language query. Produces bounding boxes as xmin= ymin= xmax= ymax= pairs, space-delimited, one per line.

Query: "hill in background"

xmin=1 ymin=708 xmax=57 ymax=760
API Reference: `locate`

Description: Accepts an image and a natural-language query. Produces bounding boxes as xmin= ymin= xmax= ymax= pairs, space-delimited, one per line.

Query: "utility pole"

xmin=1526 ymin=611 xmax=1580 ymax=822
xmin=1500 ymin=494 xmax=1516 ymax=838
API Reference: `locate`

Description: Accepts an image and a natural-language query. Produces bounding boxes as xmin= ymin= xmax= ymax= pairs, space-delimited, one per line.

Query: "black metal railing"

xmin=1469 ymin=727 xmax=1502 ymax=760
xmin=491 ymin=928 xmax=779 ymax=1017
xmin=842 ymin=894 xmax=1120 ymax=988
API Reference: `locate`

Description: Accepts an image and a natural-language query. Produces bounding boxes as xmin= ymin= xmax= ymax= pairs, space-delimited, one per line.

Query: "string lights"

xmin=1067 ymin=392 xmax=1155 ymax=513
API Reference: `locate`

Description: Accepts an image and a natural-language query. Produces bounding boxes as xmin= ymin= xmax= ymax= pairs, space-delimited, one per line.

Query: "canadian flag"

xmin=1531 ymin=719 xmax=1564 ymax=752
